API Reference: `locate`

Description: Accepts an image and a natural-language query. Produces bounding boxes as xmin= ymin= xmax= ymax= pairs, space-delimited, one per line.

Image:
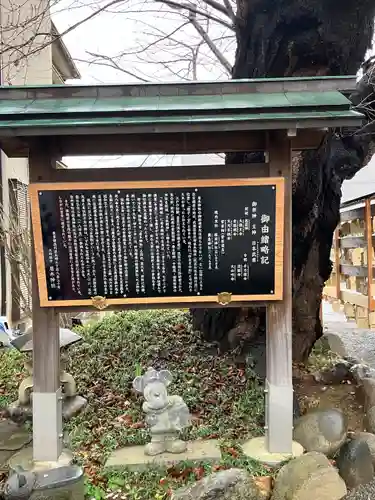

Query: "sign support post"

xmin=266 ymin=133 xmax=293 ymax=453
xmin=30 ymin=151 xmax=63 ymax=463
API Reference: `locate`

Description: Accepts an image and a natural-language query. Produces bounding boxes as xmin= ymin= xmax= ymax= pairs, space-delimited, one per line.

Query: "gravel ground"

xmin=323 ymin=301 xmax=375 ymax=368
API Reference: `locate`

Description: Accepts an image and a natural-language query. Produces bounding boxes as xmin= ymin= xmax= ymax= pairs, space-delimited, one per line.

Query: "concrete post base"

xmin=8 ymin=446 xmax=73 ymax=473
xmin=241 ymin=436 xmax=304 ymax=466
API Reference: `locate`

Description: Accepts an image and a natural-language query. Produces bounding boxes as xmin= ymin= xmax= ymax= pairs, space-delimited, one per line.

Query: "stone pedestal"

xmin=105 ymin=440 xmax=222 ymax=471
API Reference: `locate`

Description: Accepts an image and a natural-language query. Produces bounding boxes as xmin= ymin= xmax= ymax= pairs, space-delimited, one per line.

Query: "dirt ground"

xmin=295 ymin=375 xmax=365 ymax=432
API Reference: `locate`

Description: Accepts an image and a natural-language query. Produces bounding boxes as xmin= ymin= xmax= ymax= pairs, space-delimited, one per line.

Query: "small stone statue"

xmin=8 ymin=330 xmax=87 ymax=423
xmin=133 ymin=367 xmax=191 ymax=456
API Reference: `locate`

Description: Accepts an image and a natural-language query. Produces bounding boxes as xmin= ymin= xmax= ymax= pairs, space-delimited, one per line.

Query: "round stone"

xmin=336 ymin=439 xmax=374 ymax=489
xmin=351 ymin=432 xmax=375 ymax=465
xmin=293 ymin=408 xmax=347 ymax=456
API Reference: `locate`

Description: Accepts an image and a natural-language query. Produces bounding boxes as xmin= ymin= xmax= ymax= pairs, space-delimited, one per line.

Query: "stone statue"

xmin=8 ymin=330 xmax=86 ymax=422
xmin=17 ymin=360 xmax=77 ymax=405
xmin=133 ymin=367 xmax=191 ymax=456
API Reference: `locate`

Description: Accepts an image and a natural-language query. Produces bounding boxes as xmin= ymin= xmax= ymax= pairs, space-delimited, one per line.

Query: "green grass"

xmin=0 ymin=310 xmax=270 ymax=499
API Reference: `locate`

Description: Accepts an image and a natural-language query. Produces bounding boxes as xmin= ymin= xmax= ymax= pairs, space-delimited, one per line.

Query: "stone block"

xmin=105 ymin=440 xmax=221 ymax=471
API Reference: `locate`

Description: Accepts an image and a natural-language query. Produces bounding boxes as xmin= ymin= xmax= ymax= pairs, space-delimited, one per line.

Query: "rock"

xmin=62 ymin=396 xmax=87 ymax=420
xmin=323 ymin=332 xmax=348 ymax=358
xmin=171 ymin=468 xmax=270 ymax=500
xmin=342 ymin=478 xmax=375 ymax=499
xmin=350 ymin=432 xmax=375 ymax=466
xmin=336 ymin=439 xmax=374 ymax=489
xmin=293 ymin=408 xmax=347 ymax=456
xmin=324 ymin=329 xmax=375 ymax=369
xmin=293 ymin=391 xmax=301 ymax=421
xmin=366 ymin=406 xmax=375 ymax=434
xmin=351 ymin=364 xmax=375 ymax=383
xmin=360 ymin=377 xmax=375 ymax=406
xmin=356 ymin=378 xmax=375 ymax=432
xmin=313 ymin=362 xmax=354 ymax=385
xmin=272 ymin=451 xmax=347 ymax=500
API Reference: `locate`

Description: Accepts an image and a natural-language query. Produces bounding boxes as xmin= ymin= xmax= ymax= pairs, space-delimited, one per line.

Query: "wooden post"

xmin=29 ymin=151 xmax=62 ymax=462
xmin=365 ymin=199 xmax=373 ymax=313
xmin=266 ymin=133 xmax=293 ymax=453
xmin=334 ymin=228 xmax=341 ymax=300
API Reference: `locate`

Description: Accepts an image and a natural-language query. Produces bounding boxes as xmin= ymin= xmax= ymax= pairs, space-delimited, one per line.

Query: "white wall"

xmin=0 ymin=0 xmax=52 ymax=323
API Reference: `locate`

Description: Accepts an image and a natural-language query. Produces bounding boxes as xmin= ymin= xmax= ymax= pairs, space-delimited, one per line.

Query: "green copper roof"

xmin=0 ymin=77 xmax=363 ymax=157
xmin=0 ymin=91 xmax=350 ymax=116
xmin=0 ymin=90 xmax=361 ymax=129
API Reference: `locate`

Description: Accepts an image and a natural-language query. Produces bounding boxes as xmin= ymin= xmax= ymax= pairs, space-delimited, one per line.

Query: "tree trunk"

xmin=192 ymin=0 xmax=375 ymax=364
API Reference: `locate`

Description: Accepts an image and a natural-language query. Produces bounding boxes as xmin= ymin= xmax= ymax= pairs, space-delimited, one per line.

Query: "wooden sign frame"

xmin=30 ymin=178 xmax=284 ymax=308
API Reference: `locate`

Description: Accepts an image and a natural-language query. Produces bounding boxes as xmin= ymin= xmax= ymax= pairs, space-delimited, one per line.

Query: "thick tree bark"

xmin=192 ymin=0 xmax=375 ymax=363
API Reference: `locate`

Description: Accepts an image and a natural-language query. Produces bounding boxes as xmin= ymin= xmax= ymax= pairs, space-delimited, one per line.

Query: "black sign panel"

xmin=31 ymin=180 xmax=283 ymax=306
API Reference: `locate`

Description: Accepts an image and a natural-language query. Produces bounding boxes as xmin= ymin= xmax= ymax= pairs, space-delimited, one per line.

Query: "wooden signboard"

xmin=30 ymin=178 xmax=284 ymax=308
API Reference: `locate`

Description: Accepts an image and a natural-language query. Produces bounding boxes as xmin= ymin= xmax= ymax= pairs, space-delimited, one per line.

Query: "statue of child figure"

xmin=133 ymin=367 xmax=191 ymax=456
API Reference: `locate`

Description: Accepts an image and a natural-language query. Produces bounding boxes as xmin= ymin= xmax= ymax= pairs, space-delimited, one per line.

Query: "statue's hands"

xmin=146 ymin=413 xmax=158 ymax=427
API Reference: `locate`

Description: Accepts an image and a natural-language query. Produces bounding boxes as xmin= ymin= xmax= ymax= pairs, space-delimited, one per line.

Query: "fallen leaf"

xmin=130 ymin=421 xmax=145 ymax=429
xmin=193 ymin=467 xmax=205 ymax=480
xmin=254 ymin=476 xmax=272 ymax=494
xmin=116 ymin=414 xmax=132 ymax=423
xmin=167 ymin=465 xmax=193 ymax=480
xmin=206 ymin=433 xmax=219 ymax=439
xmin=213 ymin=464 xmax=227 ymax=471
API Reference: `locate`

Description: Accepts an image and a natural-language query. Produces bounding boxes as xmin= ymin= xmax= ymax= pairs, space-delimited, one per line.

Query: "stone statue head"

xmin=133 ymin=367 xmax=172 ymax=411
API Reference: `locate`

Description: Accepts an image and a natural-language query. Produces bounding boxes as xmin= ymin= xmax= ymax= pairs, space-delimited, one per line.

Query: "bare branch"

xmin=189 ymin=11 xmax=232 ymax=73
xmin=160 ymin=0 xmax=231 ymax=17
xmin=9 ymin=0 xmax=128 ymax=66
xmin=222 ymin=0 xmax=235 ymax=22
xmin=80 ymin=53 xmax=151 ymax=82
xmin=156 ymin=0 xmax=234 ymax=30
